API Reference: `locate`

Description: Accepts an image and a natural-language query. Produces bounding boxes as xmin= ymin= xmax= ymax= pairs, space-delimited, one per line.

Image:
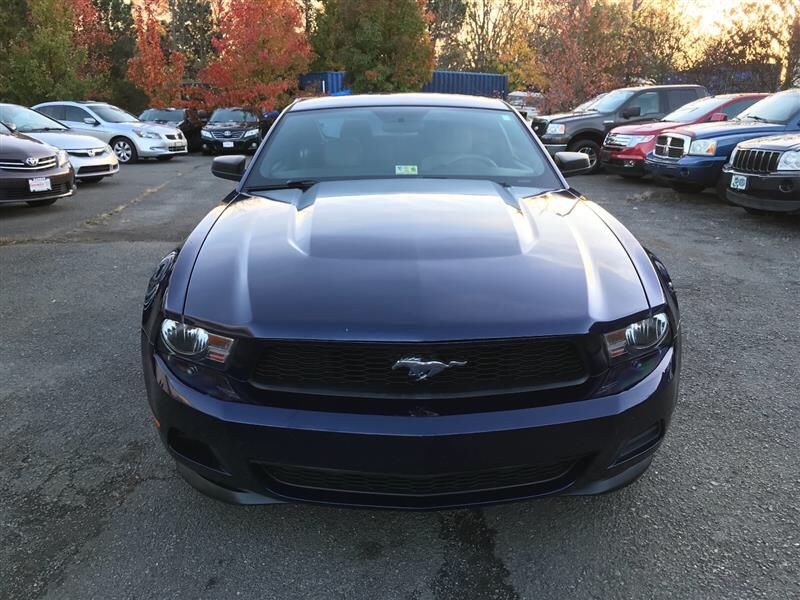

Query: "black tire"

xmin=744 ymin=207 xmax=771 ymax=216
xmin=26 ymin=198 xmax=57 ymax=207
xmin=671 ymin=182 xmax=705 ymax=194
xmin=111 ymin=137 xmax=138 ymax=164
xmin=79 ymin=176 xmax=104 ymax=184
xmin=567 ymin=139 xmax=601 ymax=174
xmin=157 ymin=155 xmax=174 ymax=161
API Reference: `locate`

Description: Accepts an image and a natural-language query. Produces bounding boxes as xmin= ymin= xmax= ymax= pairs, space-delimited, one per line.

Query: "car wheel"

xmin=111 ymin=137 xmax=138 ymax=164
xmin=567 ymin=139 xmax=601 ymax=174
xmin=744 ymin=207 xmax=771 ymax=216
xmin=79 ymin=176 xmax=104 ymax=184
xmin=26 ymin=198 xmax=57 ymax=207
xmin=157 ymin=156 xmax=174 ymax=161
xmin=671 ymin=182 xmax=705 ymax=194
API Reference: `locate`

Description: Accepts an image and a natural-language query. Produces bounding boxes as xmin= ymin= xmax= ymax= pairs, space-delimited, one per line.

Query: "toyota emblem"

xmin=25 ymin=157 xmax=39 ymax=167
xmin=224 ymin=130 xmax=232 ymax=137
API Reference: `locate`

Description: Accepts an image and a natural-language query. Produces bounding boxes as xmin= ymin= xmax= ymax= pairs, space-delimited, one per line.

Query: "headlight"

xmin=688 ymin=139 xmax=717 ymax=156
xmin=777 ymin=150 xmax=800 ymax=171
xmin=201 ymin=129 xmax=212 ymax=139
xmin=604 ymin=313 xmax=670 ymax=360
xmin=160 ymin=319 xmax=234 ymax=363
xmin=244 ymin=128 xmax=260 ymax=138
xmin=626 ymin=135 xmax=654 ymax=147
xmin=57 ymin=149 xmax=69 ymax=167
xmin=546 ymin=123 xmax=566 ymax=135
xmin=133 ymin=128 xmax=161 ymax=139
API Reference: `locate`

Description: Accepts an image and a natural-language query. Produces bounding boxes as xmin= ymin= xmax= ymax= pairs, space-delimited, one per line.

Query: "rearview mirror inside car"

xmin=709 ymin=112 xmax=728 ymax=122
xmin=621 ymin=106 xmax=641 ymax=119
xmin=554 ymin=151 xmax=592 ymax=177
xmin=83 ymin=117 xmax=99 ymax=126
xmin=212 ymin=155 xmax=247 ymax=181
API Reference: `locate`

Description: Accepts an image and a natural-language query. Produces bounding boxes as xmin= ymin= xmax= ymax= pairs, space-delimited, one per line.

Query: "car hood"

xmin=609 ymin=121 xmax=684 ymax=136
xmin=536 ymin=111 xmax=599 ymax=124
xmin=738 ymin=133 xmax=800 ymax=152
xmin=113 ymin=122 xmax=179 ymax=136
xmin=663 ymin=120 xmax=785 ymax=140
xmin=0 ymin=132 xmax=57 ymax=160
xmin=204 ymin=122 xmax=257 ymax=130
xmin=184 ymin=179 xmax=649 ymax=341
xmin=22 ymin=131 xmax=106 ymax=151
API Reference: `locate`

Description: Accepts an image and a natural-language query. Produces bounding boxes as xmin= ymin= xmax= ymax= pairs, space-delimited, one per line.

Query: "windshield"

xmin=588 ymin=90 xmax=635 ymax=113
xmin=140 ymin=109 xmax=182 ymax=122
xmin=210 ymin=109 xmax=256 ymax=123
xmin=245 ymin=106 xmax=560 ymax=189
xmin=0 ymin=105 xmax=68 ymax=132
xmin=574 ymin=93 xmax=606 ymax=112
xmin=662 ymin=96 xmax=727 ymax=122
xmin=89 ymin=104 xmax=139 ymax=123
xmin=736 ymin=92 xmax=800 ymax=124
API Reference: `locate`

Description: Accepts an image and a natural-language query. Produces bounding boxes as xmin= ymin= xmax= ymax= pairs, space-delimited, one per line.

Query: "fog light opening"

xmin=612 ymin=422 xmax=664 ymax=466
xmin=779 ymin=180 xmax=793 ymax=194
xmin=167 ymin=429 xmax=227 ymax=473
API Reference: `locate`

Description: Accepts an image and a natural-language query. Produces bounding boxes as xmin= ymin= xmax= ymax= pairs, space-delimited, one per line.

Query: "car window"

xmin=721 ymin=98 xmax=761 ymax=118
xmin=0 ymin=105 xmax=68 ymax=131
xmin=38 ymin=105 xmax=66 ymax=120
xmin=662 ymin=96 xmax=725 ymax=122
xmin=666 ymin=89 xmax=698 ymax=112
xmin=65 ymin=106 xmax=92 ymax=122
xmin=588 ymin=90 xmax=635 ymax=113
xmin=736 ymin=92 xmax=800 ymax=124
xmin=246 ymin=106 xmax=561 ymax=189
xmin=626 ymin=91 xmax=661 ymax=116
xmin=140 ymin=109 xmax=183 ymax=122
xmin=87 ymin=104 xmax=139 ymax=123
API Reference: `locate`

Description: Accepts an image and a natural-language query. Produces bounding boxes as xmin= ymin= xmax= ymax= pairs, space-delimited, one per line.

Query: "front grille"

xmin=732 ymin=148 xmax=781 ymax=174
xmin=250 ymin=337 xmax=589 ymax=397
xmin=258 ymin=459 xmax=578 ymax=498
xmin=168 ymin=144 xmax=186 ymax=152
xmin=604 ymin=133 xmax=631 ymax=149
xmin=0 ymin=181 xmax=71 ymax=201
xmin=211 ymin=130 xmax=244 ymax=139
xmin=78 ymin=164 xmax=111 ymax=175
xmin=67 ymin=148 xmax=106 ymax=158
xmin=0 ymin=156 xmax=58 ymax=171
xmin=654 ymin=134 xmax=688 ymax=159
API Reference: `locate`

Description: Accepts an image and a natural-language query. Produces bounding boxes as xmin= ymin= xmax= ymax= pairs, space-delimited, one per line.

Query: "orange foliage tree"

xmin=69 ymin=0 xmax=113 ymax=93
xmin=128 ymin=0 xmax=186 ymax=107
xmin=199 ymin=0 xmax=311 ymax=110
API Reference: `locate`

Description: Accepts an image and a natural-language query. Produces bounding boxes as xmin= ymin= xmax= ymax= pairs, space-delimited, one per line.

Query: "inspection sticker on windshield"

xmin=395 ymin=165 xmax=418 ymax=175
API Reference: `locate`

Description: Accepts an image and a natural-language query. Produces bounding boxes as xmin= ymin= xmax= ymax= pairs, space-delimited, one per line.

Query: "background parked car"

xmin=139 ymin=107 xmax=205 ymax=152
xmin=0 ymin=121 xmax=74 ymax=207
xmin=200 ymin=107 xmax=266 ymax=154
xmin=600 ymin=93 xmax=767 ymax=179
xmin=531 ymin=84 xmax=708 ymax=173
xmin=0 ymin=103 xmax=119 ymax=184
xmin=645 ymin=89 xmax=800 ymax=194
xmin=33 ymin=101 xmax=187 ymax=164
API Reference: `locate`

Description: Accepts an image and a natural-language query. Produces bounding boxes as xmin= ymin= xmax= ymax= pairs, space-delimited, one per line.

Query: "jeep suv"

xmin=531 ymin=85 xmax=708 ymax=172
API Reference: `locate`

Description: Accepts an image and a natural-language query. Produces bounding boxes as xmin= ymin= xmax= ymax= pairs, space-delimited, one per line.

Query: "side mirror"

xmin=621 ymin=106 xmax=641 ymax=119
xmin=554 ymin=151 xmax=592 ymax=177
xmin=212 ymin=155 xmax=247 ymax=181
xmin=709 ymin=112 xmax=728 ymax=122
xmin=83 ymin=117 xmax=99 ymax=126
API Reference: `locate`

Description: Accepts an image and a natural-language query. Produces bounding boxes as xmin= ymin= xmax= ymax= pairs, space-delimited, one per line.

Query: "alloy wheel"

xmin=113 ymin=140 xmax=133 ymax=163
xmin=576 ymin=145 xmax=598 ymax=168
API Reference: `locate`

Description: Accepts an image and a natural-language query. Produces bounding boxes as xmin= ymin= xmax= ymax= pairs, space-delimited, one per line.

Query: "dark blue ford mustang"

xmin=142 ymin=94 xmax=681 ymax=510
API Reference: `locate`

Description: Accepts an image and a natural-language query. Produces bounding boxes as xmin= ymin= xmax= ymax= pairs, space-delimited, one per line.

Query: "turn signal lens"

xmin=604 ymin=313 xmax=670 ymax=360
xmin=160 ymin=319 xmax=234 ymax=363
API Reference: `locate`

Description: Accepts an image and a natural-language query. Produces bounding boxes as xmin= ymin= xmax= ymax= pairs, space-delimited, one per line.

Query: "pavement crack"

xmin=430 ymin=509 xmax=519 ymax=600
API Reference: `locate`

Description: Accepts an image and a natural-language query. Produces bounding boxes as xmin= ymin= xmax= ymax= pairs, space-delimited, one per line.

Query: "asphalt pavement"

xmin=1 ymin=156 xmax=798 ymax=600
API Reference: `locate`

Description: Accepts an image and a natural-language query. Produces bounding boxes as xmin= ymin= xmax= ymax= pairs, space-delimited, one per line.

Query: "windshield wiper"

xmin=246 ymin=179 xmax=318 ymax=192
xmin=28 ymin=127 xmax=65 ymax=132
xmin=740 ymin=115 xmax=770 ymax=122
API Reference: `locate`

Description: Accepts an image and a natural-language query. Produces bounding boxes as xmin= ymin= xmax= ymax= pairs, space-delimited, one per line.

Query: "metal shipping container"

xmin=299 ymin=71 xmax=346 ymax=95
xmin=422 ymin=71 xmax=508 ymax=99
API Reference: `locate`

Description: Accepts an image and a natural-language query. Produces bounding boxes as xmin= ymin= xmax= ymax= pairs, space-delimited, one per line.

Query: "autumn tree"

xmin=167 ymin=0 xmax=215 ymax=79
xmin=427 ymin=0 xmax=467 ymax=69
xmin=312 ymin=0 xmax=435 ymax=93
xmin=623 ymin=0 xmax=691 ymax=83
xmin=199 ymin=0 xmax=310 ymax=109
xmin=128 ymin=0 xmax=187 ymax=107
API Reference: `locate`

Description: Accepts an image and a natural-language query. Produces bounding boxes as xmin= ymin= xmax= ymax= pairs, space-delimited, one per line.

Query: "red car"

xmin=600 ymin=93 xmax=768 ymax=178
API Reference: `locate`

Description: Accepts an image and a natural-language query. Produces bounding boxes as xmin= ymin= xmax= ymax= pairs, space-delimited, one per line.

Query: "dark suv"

xmin=200 ymin=107 xmax=266 ymax=154
xmin=139 ymin=108 xmax=204 ymax=152
xmin=531 ymin=85 xmax=708 ymax=172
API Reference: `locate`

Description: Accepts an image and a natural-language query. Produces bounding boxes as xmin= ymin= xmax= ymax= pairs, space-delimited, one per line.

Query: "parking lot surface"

xmin=1 ymin=156 xmax=798 ymax=600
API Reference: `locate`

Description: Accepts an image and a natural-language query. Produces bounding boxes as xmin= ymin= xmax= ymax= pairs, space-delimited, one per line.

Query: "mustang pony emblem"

xmin=392 ymin=357 xmax=467 ymax=381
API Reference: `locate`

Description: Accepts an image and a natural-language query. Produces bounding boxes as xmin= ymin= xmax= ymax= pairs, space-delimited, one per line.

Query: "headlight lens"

xmin=57 ymin=149 xmax=69 ymax=167
xmin=604 ymin=313 xmax=670 ymax=359
xmin=777 ymin=150 xmax=800 ymax=171
xmin=546 ymin=123 xmax=566 ymax=135
xmin=688 ymin=139 xmax=717 ymax=156
xmin=626 ymin=135 xmax=654 ymax=147
xmin=160 ymin=319 xmax=234 ymax=363
xmin=244 ymin=128 xmax=259 ymax=138
xmin=133 ymin=128 xmax=160 ymax=139
xmin=201 ymin=129 xmax=212 ymax=139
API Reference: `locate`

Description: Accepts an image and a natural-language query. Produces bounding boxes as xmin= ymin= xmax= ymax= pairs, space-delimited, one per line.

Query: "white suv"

xmin=33 ymin=101 xmax=187 ymax=164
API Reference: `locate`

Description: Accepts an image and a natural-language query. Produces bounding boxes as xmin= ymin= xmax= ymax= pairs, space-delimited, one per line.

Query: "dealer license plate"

xmin=222 ymin=141 xmax=234 ymax=148
xmin=29 ymin=177 xmax=52 ymax=193
xmin=730 ymin=174 xmax=747 ymax=190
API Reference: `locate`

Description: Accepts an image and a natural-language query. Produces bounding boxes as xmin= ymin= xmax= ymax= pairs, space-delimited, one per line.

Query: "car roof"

xmin=289 ymin=93 xmax=510 ymax=112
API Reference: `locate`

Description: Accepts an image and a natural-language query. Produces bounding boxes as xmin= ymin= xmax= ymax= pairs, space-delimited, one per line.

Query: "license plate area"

xmin=730 ymin=174 xmax=747 ymax=190
xmin=222 ymin=141 xmax=234 ymax=148
xmin=29 ymin=177 xmax=52 ymax=192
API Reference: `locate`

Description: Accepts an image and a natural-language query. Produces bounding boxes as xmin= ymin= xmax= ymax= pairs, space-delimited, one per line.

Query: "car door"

xmin=617 ymin=90 xmax=665 ymax=126
xmin=62 ymin=105 xmax=109 ymax=141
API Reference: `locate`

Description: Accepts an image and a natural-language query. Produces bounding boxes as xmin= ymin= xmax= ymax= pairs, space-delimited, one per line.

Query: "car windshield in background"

xmin=662 ymin=96 xmax=726 ymax=122
xmin=575 ymin=93 xmax=607 ymax=112
xmin=210 ymin=109 xmax=255 ymax=123
xmin=89 ymin=104 xmax=139 ymax=123
xmin=246 ymin=106 xmax=560 ymax=189
xmin=0 ymin=105 xmax=68 ymax=132
xmin=586 ymin=90 xmax=635 ymax=112
xmin=140 ymin=109 xmax=182 ymax=122
xmin=736 ymin=92 xmax=800 ymax=123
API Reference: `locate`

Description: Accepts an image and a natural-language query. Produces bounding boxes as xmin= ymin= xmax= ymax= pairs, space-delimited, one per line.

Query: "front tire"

xmin=567 ymin=139 xmax=601 ymax=174
xmin=26 ymin=198 xmax=57 ymax=207
xmin=111 ymin=137 xmax=138 ymax=164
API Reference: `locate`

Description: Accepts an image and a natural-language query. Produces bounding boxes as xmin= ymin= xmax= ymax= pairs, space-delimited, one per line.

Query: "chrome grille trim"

xmin=654 ymin=134 xmax=690 ymax=159
xmin=0 ymin=156 xmax=58 ymax=170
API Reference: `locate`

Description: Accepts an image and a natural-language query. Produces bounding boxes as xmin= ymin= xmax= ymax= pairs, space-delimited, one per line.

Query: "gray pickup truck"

xmin=531 ymin=84 xmax=708 ymax=173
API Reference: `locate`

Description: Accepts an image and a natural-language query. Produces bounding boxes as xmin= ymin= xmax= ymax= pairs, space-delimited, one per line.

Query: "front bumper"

xmin=644 ymin=154 xmax=726 ymax=188
xmin=0 ymin=166 xmax=75 ymax=205
xmin=720 ymin=167 xmax=800 ymax=213
xmin=69 ymin=151 xmax=120 ymax=180
xmin=143 ymin=341 xmax=680 ymax=510
xmin=135 ymin=137 xmax=188 ymax=158
xmin=600 ymin=148 xmax=646 ymax=176
xmin=202 ymin=137 xmax=261 ymax=153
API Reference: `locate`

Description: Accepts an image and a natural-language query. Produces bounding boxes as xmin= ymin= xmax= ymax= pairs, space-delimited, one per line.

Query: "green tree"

xmin=168 ymin=0 xmax=215 ymax=79
xmin=311 ymin=0 xmax=435 ymax=93
xmin=0 ymin=0 xmax=28 ymax=64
